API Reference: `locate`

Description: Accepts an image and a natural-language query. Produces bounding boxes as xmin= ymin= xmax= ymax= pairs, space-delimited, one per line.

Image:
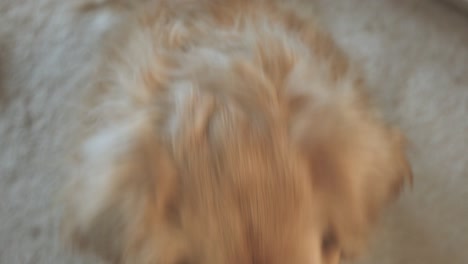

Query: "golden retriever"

xmin=61 ymin=0 xmax=412 ymax=263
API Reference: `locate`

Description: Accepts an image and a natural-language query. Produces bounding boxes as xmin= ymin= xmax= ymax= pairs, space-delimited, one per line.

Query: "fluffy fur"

xmin=61 ymin=1 xmax=412 ymax=263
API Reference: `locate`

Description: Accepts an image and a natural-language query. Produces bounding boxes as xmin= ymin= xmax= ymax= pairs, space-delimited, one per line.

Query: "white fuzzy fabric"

xmin=445 ymin=0 xmax=468 ymax=11
xmin=0 ymin=0 xmax=466 ymax=263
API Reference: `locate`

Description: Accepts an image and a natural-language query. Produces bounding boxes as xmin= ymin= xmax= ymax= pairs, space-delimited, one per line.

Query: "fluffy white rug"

xmin=0 ymin=0 xmax=466 ymax=263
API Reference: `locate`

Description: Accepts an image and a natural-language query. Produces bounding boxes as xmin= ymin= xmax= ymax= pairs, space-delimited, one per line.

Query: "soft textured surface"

xmin=0 ymin=0 xmax=466 ymax=263
xmin=446 ymin=0 xmax=468 ymax=11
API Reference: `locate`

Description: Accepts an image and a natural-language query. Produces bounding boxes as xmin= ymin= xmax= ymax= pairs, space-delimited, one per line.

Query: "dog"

xmin=61 ymin=0 xmax=412 ymax=263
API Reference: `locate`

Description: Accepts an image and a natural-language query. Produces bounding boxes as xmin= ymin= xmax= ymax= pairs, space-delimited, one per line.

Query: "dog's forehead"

xmin=177 ymin=114 xmax=310 ymax=204
xmin=177 ymin=134 xmax=315 ymax=260
xmin=181 ymin=180 xmax=315 ymax=264
xmin=162 ymin=74 xmax=318 ymax=262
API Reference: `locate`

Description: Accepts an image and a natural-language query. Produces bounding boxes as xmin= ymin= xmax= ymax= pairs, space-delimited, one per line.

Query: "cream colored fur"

xmin=59 ymin=1 xmax=411 ymax=263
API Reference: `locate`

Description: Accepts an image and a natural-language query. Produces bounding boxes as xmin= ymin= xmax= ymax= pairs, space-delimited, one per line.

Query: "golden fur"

xmin=62 ymin=0 xmax=412 ymax=263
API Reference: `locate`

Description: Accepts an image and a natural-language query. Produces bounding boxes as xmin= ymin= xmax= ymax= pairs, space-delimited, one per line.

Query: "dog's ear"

xmin=61 ymin=117 xmax=178 ymax=262
xmin=289 ymin=88 xmax=412 ymax=257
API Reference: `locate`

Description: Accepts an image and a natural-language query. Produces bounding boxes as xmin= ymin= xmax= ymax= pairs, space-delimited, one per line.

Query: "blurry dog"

xmin=61 ymin=0 xmax=412 ymax=263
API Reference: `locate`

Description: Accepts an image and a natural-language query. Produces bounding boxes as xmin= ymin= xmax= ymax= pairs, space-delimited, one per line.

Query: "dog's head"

xmin=62 ymin=6 xmax=411 ymax=264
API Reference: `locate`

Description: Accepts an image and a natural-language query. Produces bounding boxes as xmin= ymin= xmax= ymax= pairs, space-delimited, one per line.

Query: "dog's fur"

xmin=61 ymin=1 xmax=412 ymax=263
